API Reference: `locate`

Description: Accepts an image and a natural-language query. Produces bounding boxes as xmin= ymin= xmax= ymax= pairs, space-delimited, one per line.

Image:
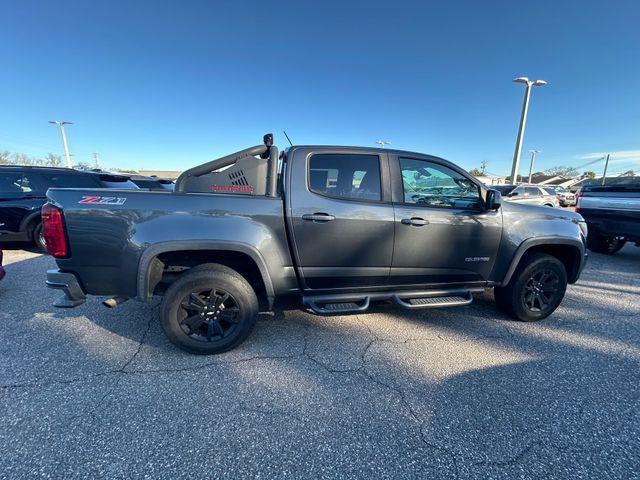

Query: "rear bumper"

xmin=46 ymin=269 xmax=86 ymax=307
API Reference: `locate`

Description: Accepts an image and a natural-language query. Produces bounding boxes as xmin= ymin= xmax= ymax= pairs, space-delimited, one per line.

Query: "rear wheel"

xmin=33 ymin=222 xmax=47 ymax=253
xmin=494 ymin=253 xmax=567 ymax=322
xmin=586 ymin=233 xmax=626 ymax=254
xmin=160 ymin=266 xmax=258 ymax=354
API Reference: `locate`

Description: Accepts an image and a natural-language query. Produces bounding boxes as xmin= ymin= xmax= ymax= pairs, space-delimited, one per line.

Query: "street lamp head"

xmin=513 ymin=77 xmax=530 ymax=84
xmin=532 ymin=80 xmax=547 ymax=86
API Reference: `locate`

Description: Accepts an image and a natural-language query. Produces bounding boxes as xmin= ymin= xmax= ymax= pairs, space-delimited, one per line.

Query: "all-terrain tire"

xmin=160 ymin=265 xmax=258 ymax=354
xmin=494 ymin=253 xmax=567 ymax=322
xmin=586 ymin=233 xmax=626 ymax=255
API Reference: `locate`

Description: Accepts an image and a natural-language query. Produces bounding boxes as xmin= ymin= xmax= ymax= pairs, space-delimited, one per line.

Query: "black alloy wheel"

xmin=522 ymin=268 xmax=561 ymax=313
xmin=160 ymin=265 xmax=259 ymax=354
xmin=178 ymin=288 xmax=240 ymax=342
xmin=494 ymin=252 xmax=568 ymax=322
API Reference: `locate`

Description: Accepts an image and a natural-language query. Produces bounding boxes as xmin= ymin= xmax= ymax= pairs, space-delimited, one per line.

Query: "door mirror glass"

xmin=485 ymin=189 xmax=502 ymax=210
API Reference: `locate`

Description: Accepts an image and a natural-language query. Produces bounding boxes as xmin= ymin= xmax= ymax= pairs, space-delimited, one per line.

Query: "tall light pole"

xmin=49 ymin=120 xmax=73 ymax=168
xmin=601 ymin=154 xmax=610 ymax=185
xmin=527 ymin=150 xmax=540 ymax=184
xmin=510 ymin=77 xmax=547 ymax=184
xmin=376 ymin=140 xmax=391 ymax=148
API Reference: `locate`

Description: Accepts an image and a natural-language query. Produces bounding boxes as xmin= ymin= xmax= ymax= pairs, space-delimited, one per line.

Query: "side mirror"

xmin=485 ymin=189 xmax=502 ymax=210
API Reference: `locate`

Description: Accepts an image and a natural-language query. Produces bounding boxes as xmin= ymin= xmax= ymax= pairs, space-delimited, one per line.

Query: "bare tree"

xmin=44 ymin=153 xmax=64 ymax=167
xmin=13 ymin=153 xmax=36 ymax=166
xmin=0 ymin=150 xmax=12 ymax=165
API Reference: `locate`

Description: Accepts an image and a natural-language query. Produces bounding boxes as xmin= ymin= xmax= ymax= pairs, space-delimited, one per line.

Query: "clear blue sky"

xmin=1 ymin=0 xmax=639 ymax=176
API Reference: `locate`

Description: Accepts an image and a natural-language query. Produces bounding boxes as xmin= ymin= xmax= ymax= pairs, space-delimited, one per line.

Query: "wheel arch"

xmin=137 ymin=240 xmax=275 ymax=308
xmin=500 ymin=237 xmax=585 ymax=286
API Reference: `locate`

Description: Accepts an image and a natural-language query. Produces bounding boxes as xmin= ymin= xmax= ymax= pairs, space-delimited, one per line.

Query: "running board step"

xmin=304 ymin=296 xmax=370 ymax=315
xmin=304 ymin=289 xmax=478 ymax=315
xmin=393 ymin=292 xmax=474 ymax=309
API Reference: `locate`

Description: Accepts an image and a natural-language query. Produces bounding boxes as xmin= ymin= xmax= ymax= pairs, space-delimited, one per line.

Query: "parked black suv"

xmin=0 ymin=166 xmax=131 ymax=250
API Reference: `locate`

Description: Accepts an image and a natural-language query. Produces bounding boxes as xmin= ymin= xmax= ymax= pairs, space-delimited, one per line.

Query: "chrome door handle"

xmin=401 ymin=217 xmax=428 ymax=226
xmin=302 ymin=213 xmax=335 ymax=222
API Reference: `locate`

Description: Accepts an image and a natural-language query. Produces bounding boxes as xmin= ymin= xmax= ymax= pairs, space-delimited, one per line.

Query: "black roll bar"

xmin=174 ymin=134 xmax=279 ymax=196
xmin=174 ymin=144 xmax=267 ymax=193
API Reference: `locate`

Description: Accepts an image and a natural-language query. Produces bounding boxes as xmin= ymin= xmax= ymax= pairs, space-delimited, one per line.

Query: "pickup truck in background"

xmin=577 ymin=184 xmax=640 ymax=254
xmin=44 ymin=135 xmax=588 ymax=354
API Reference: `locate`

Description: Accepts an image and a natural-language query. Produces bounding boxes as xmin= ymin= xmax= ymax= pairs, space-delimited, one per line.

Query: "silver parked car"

xmin=503 ymin=184 xmax=559 ymax=207
xmin=543 ymin=186 xmax=576 ymax=206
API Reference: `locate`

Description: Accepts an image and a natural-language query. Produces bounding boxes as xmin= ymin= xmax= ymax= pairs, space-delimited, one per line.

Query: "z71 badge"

xmin=79 ymin=196 xmax=127 ymax=205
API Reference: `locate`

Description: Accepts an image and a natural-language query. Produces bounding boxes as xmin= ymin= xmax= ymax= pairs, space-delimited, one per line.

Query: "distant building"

xmin=475 ymin=175 xmax=508 ymax=185
xmin=566 ymin=174 xmax=639 ymax=189
xmin=514 ymin=174 xmax=568 ymax=185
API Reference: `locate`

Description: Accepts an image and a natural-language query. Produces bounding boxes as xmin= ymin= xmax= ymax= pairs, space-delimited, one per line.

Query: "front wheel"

xmin=494 ymin=253 xmax=568 ymax=322
xmin=160 ymin=265 xmax=258 ymax=354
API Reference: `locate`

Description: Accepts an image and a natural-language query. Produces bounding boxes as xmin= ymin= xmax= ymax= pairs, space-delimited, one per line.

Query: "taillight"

xmin=41 ymin=203 xmax=69 ymax=258
xmin=575 ymin=191 xmax=583 ymax=213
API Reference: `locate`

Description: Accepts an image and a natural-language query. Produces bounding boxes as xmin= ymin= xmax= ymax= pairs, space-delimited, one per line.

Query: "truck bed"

xmin=46 ymin=188 xmax=294 ymax=298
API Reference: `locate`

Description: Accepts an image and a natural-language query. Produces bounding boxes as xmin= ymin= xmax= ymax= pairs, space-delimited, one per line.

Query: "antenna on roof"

xmin=283 ymin=130 xmax=293 ymax=147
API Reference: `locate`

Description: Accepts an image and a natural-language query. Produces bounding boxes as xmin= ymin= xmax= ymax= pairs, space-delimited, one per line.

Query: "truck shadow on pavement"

xmin=0 ymin=247 xmax=638 ymax=478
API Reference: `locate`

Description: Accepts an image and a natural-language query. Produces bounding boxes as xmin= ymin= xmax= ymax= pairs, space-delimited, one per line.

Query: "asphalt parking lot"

xmin=1 ymin=246 xmax=639 ymax=479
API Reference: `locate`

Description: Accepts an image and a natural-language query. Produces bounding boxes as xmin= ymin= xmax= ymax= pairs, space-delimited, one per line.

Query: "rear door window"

xmin=308 ymin=154 xmax=381 ymax=201
xmin=0 ymin=172 xmax=26 ymax=194
xmin=0 ymin=172 xmax=46 ymax=195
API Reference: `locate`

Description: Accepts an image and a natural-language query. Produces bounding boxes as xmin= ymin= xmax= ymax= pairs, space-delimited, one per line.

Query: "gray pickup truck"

xmin=577 ymin=184 xmax=640 ymax=254
xmin=44 ymin=135 xmax=588 ymax=354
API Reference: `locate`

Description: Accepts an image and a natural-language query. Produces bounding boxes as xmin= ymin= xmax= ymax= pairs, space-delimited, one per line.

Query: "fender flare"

xmin=137 ymin=240 xmax=275 ymax=306
xmin=499 ymin=236 xmax=585 ymax=286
